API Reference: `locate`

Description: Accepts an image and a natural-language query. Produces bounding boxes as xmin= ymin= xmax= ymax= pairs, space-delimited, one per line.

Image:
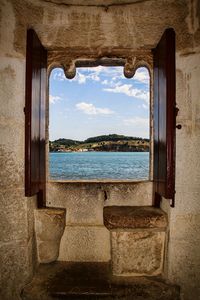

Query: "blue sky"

xmin=49 ymin=66 xmax=149 ymax=141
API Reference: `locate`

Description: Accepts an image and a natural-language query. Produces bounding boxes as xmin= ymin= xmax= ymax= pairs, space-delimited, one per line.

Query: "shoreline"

xmin=49 ymin=150 xmax=150 ymax=153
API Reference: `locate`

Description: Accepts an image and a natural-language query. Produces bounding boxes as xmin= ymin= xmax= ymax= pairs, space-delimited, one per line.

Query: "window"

xmin=49 ymin=66 xmax=150 ymax=181
xmin=25 ymin=28 xmax=176 ymax=206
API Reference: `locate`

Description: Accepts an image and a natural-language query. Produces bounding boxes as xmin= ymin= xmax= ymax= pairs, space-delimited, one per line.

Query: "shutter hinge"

xmin=175 ymin=106 xmax=179 ymax=116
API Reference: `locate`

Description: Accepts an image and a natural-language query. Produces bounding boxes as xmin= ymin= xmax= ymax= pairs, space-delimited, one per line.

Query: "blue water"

xmin=49 ymin=152 xmax=149 ymax=180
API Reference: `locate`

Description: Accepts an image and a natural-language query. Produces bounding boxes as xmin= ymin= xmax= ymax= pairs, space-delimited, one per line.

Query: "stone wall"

xmin=47 ymin=181 xmax=153 ymax=261
xmin=0 ymin=1 xmax=38 ymax=299
xmin=160 ymin=3 xmax=200 ymax=298
xmin=0 ymin=0 xmax=200 ymax=299
xmin=161 ymin=47 xmax=200 ymax=299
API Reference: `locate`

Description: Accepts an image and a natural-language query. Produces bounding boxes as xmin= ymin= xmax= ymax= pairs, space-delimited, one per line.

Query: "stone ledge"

xmin=103 ymin=206 xmax=167 ymax=230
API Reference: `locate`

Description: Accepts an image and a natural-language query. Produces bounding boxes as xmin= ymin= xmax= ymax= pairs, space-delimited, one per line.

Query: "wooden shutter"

xmin=25 ymin=29 xmax=47 ymax=206
xmin=153 ymin=28 xmax=176 ymax=207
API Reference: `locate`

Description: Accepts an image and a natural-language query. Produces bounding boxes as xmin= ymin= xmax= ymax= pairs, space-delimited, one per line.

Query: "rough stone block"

xmin=175 ymin=135 xmax=200 ymax=190
xmin=0 ymin=144 xmax=24 ymax=189
xmin=0 ymin=189 xmax=28 ymax=242
xmin=104 ymin=182 xmax=153 ymax=206
xmin=47 ymin=182 xmax=104 ymax=225
xmin=168 ymin=240 xmax=200 ymax=300
xmin=58 ymin=225 xmax=110 ymax=262
xmin=0 ymin=240 xmax=31 ymax=300
xmin=36 ymin=240 xmax=63 ymax=264
xmin=104 ymin=206 xmax=167 ymax=230
xmin=34 ymin=208 xmax=66 ymax=263
xmin=111 ymin=231 xmax=165 ymax=276
xmin=167 ymin=185 xmax=200 ymax=218
xmin=170 ymin=213 xmax=200 ymax=242
xmin=0 ymin=58 xmax=25 ymax=121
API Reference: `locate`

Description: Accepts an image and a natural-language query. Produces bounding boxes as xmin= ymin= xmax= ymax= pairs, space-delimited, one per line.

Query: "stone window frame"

xmin=47 ymin=50 xmax=153 ymax=182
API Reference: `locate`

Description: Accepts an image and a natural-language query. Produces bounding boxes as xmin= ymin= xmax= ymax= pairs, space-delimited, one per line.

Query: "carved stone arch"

xmin=124 ymin=57 xmax=152 ymax=78
xmin=48 ymin=52 xmax=153 ymax=80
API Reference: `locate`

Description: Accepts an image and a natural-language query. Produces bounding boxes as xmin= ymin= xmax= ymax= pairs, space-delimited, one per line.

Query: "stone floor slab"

xmin=21 ymin=262 xmax=180 ymax=300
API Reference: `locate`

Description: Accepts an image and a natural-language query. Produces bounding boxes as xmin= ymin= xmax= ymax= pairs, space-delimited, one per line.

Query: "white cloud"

xmin=86 ymin=66 xmax=149 ymax=84
xmin=76 ymin=102 xmax=114 ymax=115
xmin=76 ymin=72 xmax=86 ymax=84
xmin=134 ymin=68 xmax=149 ymax=84
xmin=49 ymin=95 xmax=62 ymax=104
xmin=124 ymin=116 xmax=149 ymax=126
xmin=93 ymin=66 xmax=149 ymax=85
xmin=95 ymin=66 xmax=123 ymax=77
xmin=52 ymin=69 xmax=88 ymax=84
xmin=123 ymin=116 xmax=149 ymax=137
xmin=53 ymin=71 xmax=65 ymax=81
xmin=142 ymin=103 xmax=149 ymax=110
xmin=68 ymin=69 xmax=101 ymax=84
xmin=53 ymin=66 xmax=124 ymax=84
xmin=52 ymin=67 xmax=149 ymax=86
xmin=104 ymin=83 xmax=149 ymax=103
xmin=52 ymin=69 xmax=87 ymax=84
xmin=102 ymin=79 xmax=108 ymax=85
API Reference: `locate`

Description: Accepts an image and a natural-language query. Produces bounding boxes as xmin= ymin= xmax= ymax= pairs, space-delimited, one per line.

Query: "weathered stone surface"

xmin=0 ymin=240 xmax=33 ymax=300
xmin=0 ymin=58 xmax=25 ymax=120
xmin=170 ymin=190 xmax=200 ymax=213
xmin=176 ymin=135 xmax=200 ymax=189
xmin=40 ymin=0 xmax=151 ymax=5
xmin=0 ymin=58 xmax=26 ymax=193
xmin=47 ymin=182 xmax=104 ymax=225
xmin=34 ymin=208 xmax=66 ymax=263
xmin=167 ymin=240 xmax=200 ymax=300
xmin=34 ymin=208 xmax=66 ymax=240
xmin=47 ymin=182 xmax=153 ymax=226
xmin=21 ymin=262 xmax=180 ymax=300
xmin=0 ymin=0 xmax=19 ymax=56
xmin=58 ymin=225 xmax=110 ymax=262
xmin=0 ymin=0 xmax=200 ymax=299
xmin=111 ymin=231 xmax=165 ymax=276
xmin=36 ymin=240 xmax=62 ymax=263
xmin=27 ymin=196 xmax=38 ymax=241
xmin=0 ymin=145 xmax=24 ymax=189
xmin=104 ymin=206 xmax=167 ymax=229
xmin=103 ymin=181 xmax=153 ymax=206
xmin=162 ymin=48 xmax=200 ymax=299
xmin=170 ymin=213 xmax=200 ymax=241
xmin=0 ymin=189 xmax=27 ymax=242
xmin=16 ymin=0 xmax=194 ymax=52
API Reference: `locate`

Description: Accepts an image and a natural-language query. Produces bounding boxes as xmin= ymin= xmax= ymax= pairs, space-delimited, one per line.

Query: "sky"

xmin=49 ymin=66 xmax=150 ymax=141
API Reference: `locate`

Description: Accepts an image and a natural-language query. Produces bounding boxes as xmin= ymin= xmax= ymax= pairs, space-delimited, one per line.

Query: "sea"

xmin=49 ymin=152 xmax=149 ymax=180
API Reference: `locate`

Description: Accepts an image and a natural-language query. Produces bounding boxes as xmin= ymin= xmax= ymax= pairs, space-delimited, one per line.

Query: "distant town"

xmin=49 ymin=134 xmax=149 ymax=152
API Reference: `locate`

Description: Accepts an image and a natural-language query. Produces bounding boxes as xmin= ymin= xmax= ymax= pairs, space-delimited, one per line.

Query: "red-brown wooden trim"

xmin=25 ymin=29 xmax=34 ymax=197
xmin=25 ymin=29 xmax=47 ymax=207
xmin=153 ymin=28 xmax=176 ymax=207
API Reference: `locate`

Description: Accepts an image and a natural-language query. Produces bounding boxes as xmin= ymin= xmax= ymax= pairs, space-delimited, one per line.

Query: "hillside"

xmin=49 ymin=134 xmax=149 ymax=152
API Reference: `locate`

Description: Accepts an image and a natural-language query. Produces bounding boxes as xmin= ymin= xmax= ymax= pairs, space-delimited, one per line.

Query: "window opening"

xmin=49 ymin=66 xmax=150 ymax=180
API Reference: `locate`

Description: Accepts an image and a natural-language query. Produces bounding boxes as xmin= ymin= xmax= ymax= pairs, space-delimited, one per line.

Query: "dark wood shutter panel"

xmin=25 ymin=29 xmax=47 ymax=206
xmin=153 ymin=28 xmax=176 ymax=206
